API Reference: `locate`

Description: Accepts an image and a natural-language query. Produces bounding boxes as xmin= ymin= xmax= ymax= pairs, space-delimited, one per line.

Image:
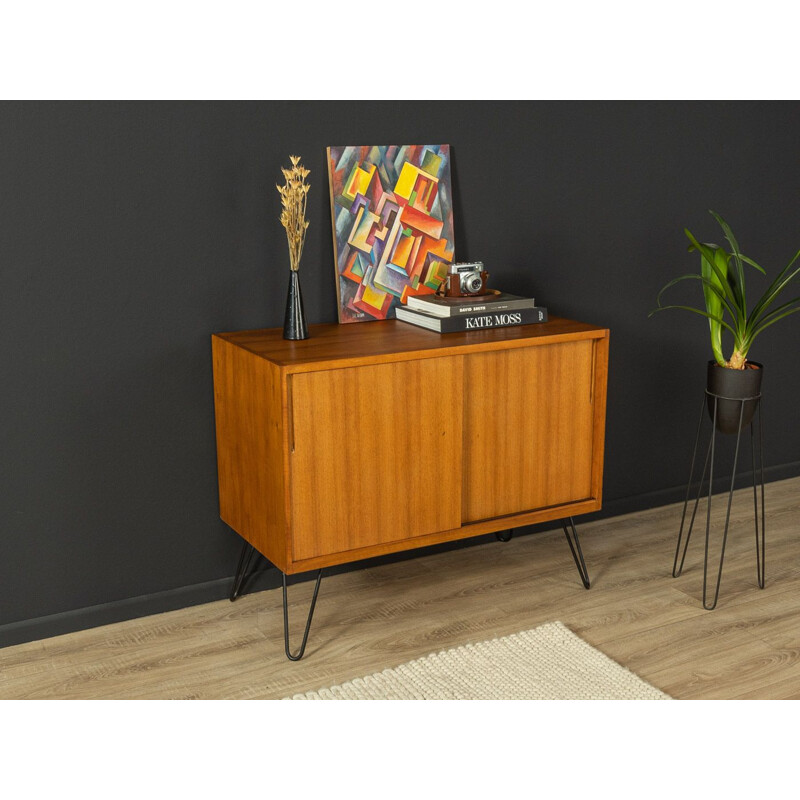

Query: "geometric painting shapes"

xmin=400 ymin=204 xmax=444 ymax=239
xmin=342 ymin=163 xmax=376 ymax=202
xmin=347 ymin=205 xmax=381 ymax=253
xmin=352 ymin=276 xmax=394 ymax=320
xmin=420 ymin=149 xmax=443 ymax=178
xmin=327 ymin=144 xmax=455 ymax=323
xmin=394 ymin=162 xmax=439 ymax=213
xmin=390 ymin=230 xmax=414 ymax=271
xmin=375 ymin=256 xmax=412 ymax=298
xmin=393 ymin=162 xmax=425 ymax=201
xmin=423 ymin=259 xmax=449 ymax=290
xmin=341 ymin=249 xmax=368 ymax=283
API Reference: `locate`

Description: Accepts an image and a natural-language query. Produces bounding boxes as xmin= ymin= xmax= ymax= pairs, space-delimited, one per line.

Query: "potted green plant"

xmin=650 ymin=210 xmax=800 ymax=433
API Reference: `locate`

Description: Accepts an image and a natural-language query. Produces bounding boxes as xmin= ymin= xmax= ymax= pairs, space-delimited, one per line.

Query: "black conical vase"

xmin=706 ymin=360 xmax=762 ymax=434
xmin=283 ymin=270 xmax=309 ymax=340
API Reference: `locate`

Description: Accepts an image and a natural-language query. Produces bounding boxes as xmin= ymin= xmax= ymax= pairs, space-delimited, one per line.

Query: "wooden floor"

xmin=2 ymin=476 xmax=800 ymax=700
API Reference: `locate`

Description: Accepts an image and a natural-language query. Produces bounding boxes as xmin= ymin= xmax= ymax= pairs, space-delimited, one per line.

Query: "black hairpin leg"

xmin=562 ymin=517 xmax=591 ymax=589
xmin=752 ymin=402 xmax=766 ymax=590
xmin=283 ymin=570 xmax=323 ymax=661
xmin=495 ymin=523 xmax=589 ymax=586
xmin=673 ymin=393 xmax=765 ymax=610
xmin=673 ymin=396 xmax=713 ymax=578
xmin=230 ymin=540 xmax=324 ymax=661
xmin=230 ymin=540 xmax=260 ymax=601
xmin=700 ymin=396 xmax=733 ymax=609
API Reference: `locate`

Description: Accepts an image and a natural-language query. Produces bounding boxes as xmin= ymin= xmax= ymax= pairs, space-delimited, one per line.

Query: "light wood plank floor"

xmin=2 ymin=476 xmax=799 ymax=700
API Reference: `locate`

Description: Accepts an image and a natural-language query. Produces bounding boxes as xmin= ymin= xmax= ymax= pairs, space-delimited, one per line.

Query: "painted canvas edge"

xmin=326 ymin=146 xmax=345 ymax=324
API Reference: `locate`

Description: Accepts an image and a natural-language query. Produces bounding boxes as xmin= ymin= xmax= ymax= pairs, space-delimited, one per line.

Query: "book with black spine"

xmin=395 ymin=305 xmax=548 ymax=333
xmin=406 ymin=291 xmax=536 ymax=318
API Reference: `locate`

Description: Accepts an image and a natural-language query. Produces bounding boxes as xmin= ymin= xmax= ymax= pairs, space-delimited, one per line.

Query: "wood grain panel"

xmin=215 ymin=317 xmax=608 ymax=374
xmin=462 ymin=340 xmax=596 ymax=522
xmin=289 ymin=357 xmax=463 ymax=563
xmin=212 ymin=335 xmax=289 ymax=571
xmin=590 ymin=334 xmax=610 ymax=502
xmin=289 ymin=497 xmax=601 ymax=573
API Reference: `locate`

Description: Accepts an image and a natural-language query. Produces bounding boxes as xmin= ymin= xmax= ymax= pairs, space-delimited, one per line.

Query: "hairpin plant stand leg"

xmin=673 ymin=396 xmax=713 ymax=579
xmin=229 ymin=539 xmax=324 ymax=661
xmin=673 ymin=393 xmax=765 ymax=610
xmin=752 ymin=404 xmax=766 ymax=591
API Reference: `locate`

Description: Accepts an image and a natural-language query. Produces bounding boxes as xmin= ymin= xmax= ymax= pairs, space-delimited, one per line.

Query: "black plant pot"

xmin=706 ymin=360 xmax=762 ymax=435
xmin=283 ymin=270 xmax=309 ymax=340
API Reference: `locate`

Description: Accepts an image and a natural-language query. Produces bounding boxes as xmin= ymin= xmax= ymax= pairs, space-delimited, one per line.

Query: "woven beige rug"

xmin=286 ymin=621 xmax=670 ymax=700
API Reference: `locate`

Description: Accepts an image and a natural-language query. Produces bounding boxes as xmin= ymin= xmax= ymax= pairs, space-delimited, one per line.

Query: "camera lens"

xmin=465 ymin=274 xmax=483 ymax=293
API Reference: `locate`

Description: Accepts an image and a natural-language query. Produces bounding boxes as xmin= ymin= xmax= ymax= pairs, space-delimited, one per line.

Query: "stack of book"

xmin=395 ymin=291 xmax=547 ymax=333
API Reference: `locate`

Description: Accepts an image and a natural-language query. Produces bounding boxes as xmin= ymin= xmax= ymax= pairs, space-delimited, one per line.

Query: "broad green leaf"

xmin=685 ymin=228 xmax=741 ymax=308
xmin=703 ymin=249 xmax=726 ymax=366
xmin=710 ymin=210 xmax=746 ymax=309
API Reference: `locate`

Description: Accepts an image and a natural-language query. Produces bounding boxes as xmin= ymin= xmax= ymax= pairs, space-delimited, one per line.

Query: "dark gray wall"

xmin=2 ymin=101 xmax=799 ymax=646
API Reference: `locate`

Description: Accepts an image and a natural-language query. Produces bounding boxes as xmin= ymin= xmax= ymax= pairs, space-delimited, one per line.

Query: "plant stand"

xmin=672 ymin=389 xmax=765 ymax=610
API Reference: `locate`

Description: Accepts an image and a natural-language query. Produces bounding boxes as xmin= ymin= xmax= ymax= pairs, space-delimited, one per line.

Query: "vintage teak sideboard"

xmin=211 ymin=317 xmax=610 ymax=659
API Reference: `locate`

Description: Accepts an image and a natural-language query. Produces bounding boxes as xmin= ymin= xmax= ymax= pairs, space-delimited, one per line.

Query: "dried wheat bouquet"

xmin=277 ymin=155 xmax=310 ymax=271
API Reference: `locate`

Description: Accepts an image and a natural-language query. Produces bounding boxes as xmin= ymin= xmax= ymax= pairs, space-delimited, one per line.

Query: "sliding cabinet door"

xmin=290 ymin=356 xmax=463 ymax=562
xmin=462 ymin=341 xmax=596 ymax=523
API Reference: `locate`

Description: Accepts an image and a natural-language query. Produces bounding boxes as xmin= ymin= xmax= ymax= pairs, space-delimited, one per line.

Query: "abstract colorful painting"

xmin=327 ymin=145 xmax=455 ymax=323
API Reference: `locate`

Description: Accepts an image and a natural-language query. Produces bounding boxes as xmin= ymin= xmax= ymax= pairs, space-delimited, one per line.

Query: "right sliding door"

xmin=461 ymin=340 xmax=597 ymax=523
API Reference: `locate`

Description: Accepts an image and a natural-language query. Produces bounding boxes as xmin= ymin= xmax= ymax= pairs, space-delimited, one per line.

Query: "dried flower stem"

xmin=277 ymin=155 xmax=310 ymax=271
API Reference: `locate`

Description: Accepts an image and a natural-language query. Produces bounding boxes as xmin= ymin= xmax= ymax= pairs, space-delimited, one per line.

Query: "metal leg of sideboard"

xmin=562 ymin=517 xmax=591 ymax=589
xmin=229 ymin=540 xmax=324 ymax=662
xmin=229 ymin=514 xmax=591 ymax=662
xmin=495 ymin=519 xmax=591 ymax=589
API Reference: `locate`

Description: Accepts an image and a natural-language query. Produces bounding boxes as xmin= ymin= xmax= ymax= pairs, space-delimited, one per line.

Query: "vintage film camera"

xmin=444 ymin=261 xmax=490 ymax=298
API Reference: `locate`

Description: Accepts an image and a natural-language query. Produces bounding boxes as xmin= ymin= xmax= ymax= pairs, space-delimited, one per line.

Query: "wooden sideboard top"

xmin=213 ymin=316 xmax=609 ymax=372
